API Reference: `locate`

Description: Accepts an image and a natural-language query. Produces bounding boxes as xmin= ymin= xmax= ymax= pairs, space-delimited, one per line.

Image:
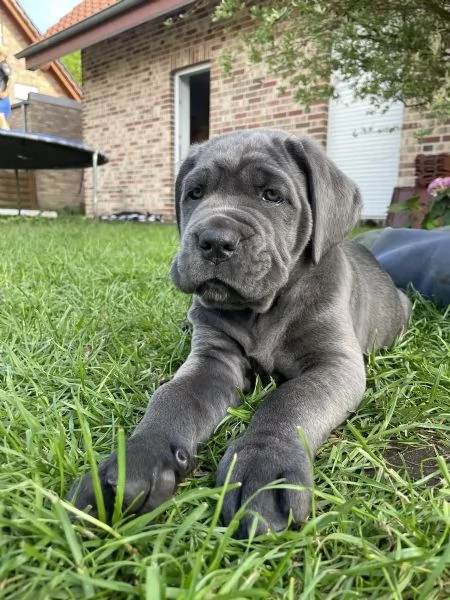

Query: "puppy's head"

xmin=171 ymin=129 xmax=361 ymax=312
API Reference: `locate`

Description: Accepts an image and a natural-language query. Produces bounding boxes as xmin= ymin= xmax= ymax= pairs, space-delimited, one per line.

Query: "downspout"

xmin=20 ymin=100 xmax=28 ymax=132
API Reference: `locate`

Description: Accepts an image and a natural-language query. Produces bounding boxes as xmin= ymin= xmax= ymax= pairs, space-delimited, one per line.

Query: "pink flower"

xmin=427 ymin=176 xmax=450 ymax=197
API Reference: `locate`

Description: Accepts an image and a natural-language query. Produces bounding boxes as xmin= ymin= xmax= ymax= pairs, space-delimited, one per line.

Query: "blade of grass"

xmin=112 ymin=428 xmax=126 ymax=525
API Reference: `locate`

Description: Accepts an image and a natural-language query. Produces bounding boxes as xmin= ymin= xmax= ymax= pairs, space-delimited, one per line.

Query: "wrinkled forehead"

xmin=194 ymin=131 xmax=293 ymax=176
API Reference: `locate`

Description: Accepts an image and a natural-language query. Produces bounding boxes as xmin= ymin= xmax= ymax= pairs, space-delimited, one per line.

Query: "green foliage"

xmin=61 ymin=50 xmax=82 ymax=85
xmin=389 ymin=185 xmax=450 ymax=229
xmin=218 ymin=50 xmax=233 ymax=76
xmin=0 ymin=218 xmax=449 ymax=598
xmin=213 ymin=0 xmax=450 ymax=118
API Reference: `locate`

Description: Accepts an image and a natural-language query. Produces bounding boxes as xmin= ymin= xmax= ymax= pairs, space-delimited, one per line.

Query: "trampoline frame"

xmin=0 ymin=129 xmax=108 ymax=217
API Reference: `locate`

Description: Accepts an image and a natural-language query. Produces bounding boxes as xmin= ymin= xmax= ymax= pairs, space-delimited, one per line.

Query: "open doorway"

xmin=175 ymin=64 xmax=210 ymax=166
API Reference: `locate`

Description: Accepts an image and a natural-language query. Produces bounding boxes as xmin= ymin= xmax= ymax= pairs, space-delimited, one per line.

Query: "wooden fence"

xmin=0 ymin=170 xmax=37 ymax=209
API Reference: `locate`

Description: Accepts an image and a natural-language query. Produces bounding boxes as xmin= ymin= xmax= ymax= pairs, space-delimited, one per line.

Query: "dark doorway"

xmin=189 ymin=70 xmax=210 ymax=144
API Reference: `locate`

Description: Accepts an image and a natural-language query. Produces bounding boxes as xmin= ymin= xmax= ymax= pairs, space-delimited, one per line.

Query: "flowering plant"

xmin=389 ymin=175 xmax=450 ymax=229
xmin=423 ymin=176 xmax=450 ymax=229
xmin=427 ymin=176 xmax=450 ymax=197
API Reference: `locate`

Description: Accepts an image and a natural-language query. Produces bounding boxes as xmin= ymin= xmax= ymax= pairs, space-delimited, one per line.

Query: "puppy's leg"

xmin=69 ymin=325 xmax=249 ymax=520
xmin=217 ymin=336 xmax=366 ymax=537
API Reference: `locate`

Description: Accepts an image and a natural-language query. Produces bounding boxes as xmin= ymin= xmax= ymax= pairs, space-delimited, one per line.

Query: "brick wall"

xmin=28 ymin=96 xmax=84 ymax=211
xmin=82 ymin=5 xmax=450 ymax=219
xmin=0 ymin=4 xmax=69 ymax=101
xmin=398 ymin=107 xmax=450 ymax=187
xmin=82 ymin=6 xmax=328 ymax=219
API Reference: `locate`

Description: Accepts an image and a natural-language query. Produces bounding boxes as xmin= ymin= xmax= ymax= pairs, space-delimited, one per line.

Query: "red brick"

xmin=79 ymin=2 xmax=449 ymax=218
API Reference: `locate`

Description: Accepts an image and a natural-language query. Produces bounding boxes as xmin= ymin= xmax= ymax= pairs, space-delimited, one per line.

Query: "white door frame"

xmin=174 ymin=63 xmax=210 ymax=170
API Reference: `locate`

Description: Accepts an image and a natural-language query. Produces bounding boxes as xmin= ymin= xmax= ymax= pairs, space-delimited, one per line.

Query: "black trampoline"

xmin=0 ymin=129 xmax=108 ymax=216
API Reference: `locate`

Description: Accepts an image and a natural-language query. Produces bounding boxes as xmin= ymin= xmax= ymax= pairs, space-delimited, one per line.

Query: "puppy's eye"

xmin=262 ymin=188 xmax=284 ymax=204
xmin=187 ymin=187 xmax=204 ymax=200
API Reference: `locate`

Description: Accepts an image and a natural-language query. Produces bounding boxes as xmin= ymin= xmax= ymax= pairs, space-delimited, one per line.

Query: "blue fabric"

xmin=356 ymin=227 xmax=450 ymax=307
xmin=0 ymin=96 xmax=11 ymax=119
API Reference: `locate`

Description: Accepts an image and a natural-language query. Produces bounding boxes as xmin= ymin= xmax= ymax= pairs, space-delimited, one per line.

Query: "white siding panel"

xmin=327 ymin=82 xmax=404 ymax=220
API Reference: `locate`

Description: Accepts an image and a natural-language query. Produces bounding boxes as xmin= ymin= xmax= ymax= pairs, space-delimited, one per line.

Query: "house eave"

xmin=4 ymin=0 xmax=81 ymax=99
xmin=16 ymin=0 xmax=197 ymax=70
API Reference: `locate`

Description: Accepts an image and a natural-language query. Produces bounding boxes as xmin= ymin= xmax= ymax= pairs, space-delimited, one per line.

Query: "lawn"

xmin=0 ymin=217 xmax=449 ymax=599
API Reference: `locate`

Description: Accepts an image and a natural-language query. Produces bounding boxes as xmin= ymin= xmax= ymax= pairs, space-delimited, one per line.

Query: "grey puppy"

xmin=71 ymin=129 xmax=411 ymax=536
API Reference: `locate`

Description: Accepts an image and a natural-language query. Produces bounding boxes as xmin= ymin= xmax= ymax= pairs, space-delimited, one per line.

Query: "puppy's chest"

xmin=227 ymin=314 xmax=303 ymax=380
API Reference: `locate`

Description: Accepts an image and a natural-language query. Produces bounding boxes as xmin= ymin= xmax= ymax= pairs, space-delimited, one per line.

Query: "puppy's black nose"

xmin=197 ymin=228 xmax=240 ymax=263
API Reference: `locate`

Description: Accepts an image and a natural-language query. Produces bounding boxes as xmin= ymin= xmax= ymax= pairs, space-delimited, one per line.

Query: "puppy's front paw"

xmin=216 ymin=433 xmax=312 ymax=537
xmin=68 ymin=434 xmax=194 ymax=521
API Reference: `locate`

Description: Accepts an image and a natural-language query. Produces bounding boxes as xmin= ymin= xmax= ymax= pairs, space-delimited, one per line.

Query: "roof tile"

xmin=42 ymin=0 xmax=121 ymax=39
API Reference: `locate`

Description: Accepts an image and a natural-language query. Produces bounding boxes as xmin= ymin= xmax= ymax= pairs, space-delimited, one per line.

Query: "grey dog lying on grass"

xmin=70 ymin=129 xmax=411 ymax=537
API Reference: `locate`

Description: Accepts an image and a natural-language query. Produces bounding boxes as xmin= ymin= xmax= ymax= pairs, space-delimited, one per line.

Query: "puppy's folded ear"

xmin=285 ymin=136 xmax=362 ymax=264
xmin=174 ymin=147 xmax=201 ymax=230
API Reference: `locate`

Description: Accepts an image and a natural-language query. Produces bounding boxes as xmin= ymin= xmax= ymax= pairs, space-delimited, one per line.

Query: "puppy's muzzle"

xmin=197 ymin=227 xmax=240 ymax=264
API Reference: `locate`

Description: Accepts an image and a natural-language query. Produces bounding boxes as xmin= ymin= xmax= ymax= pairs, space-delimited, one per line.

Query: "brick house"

xmin=18 ymin=0 xmax=450 ymax=221
xmin=0 ymin=0 xmax=80 ymax=102
xmin=0 ymin=0 xmax=83 ymax=211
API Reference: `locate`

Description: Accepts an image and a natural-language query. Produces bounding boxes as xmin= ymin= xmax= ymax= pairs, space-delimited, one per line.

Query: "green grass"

xmin=348 ymin=224 xmax=380 ymax=239
xmin=0 ymin=217 xmax=449 ymax=599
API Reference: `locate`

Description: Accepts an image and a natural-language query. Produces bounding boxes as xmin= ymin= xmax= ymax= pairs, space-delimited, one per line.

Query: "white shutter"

xmin=327 ymin=80 xmax=404 ymax=220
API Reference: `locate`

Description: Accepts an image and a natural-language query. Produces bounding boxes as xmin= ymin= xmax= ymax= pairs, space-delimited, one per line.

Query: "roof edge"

xmin=17 ymin=0 xmax=145 ymax=60
xmin=17 ymin=0 xmax=196 ymax=69
xmin=5 ymin=0 xmax=81 ymax=100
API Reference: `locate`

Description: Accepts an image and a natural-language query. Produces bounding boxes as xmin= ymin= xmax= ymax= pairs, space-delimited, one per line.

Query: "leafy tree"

xmin=213 ymin=0 xmax=450 ymax=119
xmin=61 ymin=51 xmax=81 ymax=86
